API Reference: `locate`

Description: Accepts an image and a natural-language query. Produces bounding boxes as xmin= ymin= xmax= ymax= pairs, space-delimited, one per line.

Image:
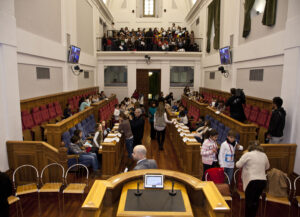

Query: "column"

xmin=127 ymin=60 xmax=137 ymax=96
xmin=0 ymin=0 xmax=23 ymax=171
xmin=280 ymin=0 xmax=300 ymax=173
xmin=161 ymin=61 xmax=170 ymax=95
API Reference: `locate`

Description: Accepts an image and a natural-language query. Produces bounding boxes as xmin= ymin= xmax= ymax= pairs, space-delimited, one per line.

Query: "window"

xmin=84 ymin=71 xmax=89 ymax=79
xmin=170 ymin=66 xmax=194 ymax=87
xmin=104 ymin=66 xmax=127 ymax=86
xmin=36 ymin=67 xmax=50 ymax=79
xmin=249 ymin=69 xmax=264 ymax=81
xmin=144 ymin=0 xmax=155 ymax=17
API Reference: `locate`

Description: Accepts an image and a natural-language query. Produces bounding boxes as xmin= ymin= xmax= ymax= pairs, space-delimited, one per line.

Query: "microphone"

xmin=169 ymin=180 xmax=177 ymax=196
xmin=134 ymin=182 xmax=142 ymax=196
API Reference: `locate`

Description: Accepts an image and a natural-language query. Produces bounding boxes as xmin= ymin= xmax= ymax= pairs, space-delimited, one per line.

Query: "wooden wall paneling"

xmin=199 ymin=87 xmax=273 ymax=111
xmin=6 ymin=141 xmax=64 ymax=184
xmin=183 ymin=96 xmax=257 ymax=149
xmin=20 ymin=86 xmax=99 ymax=112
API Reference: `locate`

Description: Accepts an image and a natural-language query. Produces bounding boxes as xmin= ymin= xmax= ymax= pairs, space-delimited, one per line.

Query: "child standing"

xmin=218 ymin=130 xmax=243 ymax=181
xmin=201 ymin=129 xmax=219 ymax=180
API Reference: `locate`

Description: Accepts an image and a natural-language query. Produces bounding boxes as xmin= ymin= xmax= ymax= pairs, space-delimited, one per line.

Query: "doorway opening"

xmin=136 ymin=69 xmax=161 ymax=110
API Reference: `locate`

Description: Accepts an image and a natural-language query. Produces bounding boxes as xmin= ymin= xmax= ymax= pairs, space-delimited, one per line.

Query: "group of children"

xmin=200 ymin=128 xmax=243 ymax=181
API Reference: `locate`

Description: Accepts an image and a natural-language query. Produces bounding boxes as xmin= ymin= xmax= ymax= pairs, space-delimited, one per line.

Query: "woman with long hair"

xmin=154 ymin=102 xmax=172 ymax=150
xmin=236 ymin=141 xmax=269 ymax=217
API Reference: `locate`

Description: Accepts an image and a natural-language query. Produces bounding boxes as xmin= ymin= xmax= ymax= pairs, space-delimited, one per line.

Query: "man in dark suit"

xmin=130 ymin=108 xmax=145 ymax=147
xmin=132 ymin=145 xmax=158 ymax=170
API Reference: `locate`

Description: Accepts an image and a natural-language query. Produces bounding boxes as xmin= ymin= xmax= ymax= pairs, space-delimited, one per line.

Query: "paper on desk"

xmin=181 ymin=126 xmax=189 ymax=130
xmin=103 ymin=138 xmax=114 ymax=143
xmin=117 ymin=133 xmax=122 ymax=137
xmin=113 ymin=137 xmax=120 ymax=142
xmin=180 ymin=132 xmax=186 ymax=137
xmin=183 ymin=137 xmax=188 ymax=142
xmin=108 ymin=133 xmax=118 ymax=137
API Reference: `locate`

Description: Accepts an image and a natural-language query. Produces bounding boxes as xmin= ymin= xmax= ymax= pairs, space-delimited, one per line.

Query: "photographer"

xmin=225 ymin=88 xmax=246 ymax=122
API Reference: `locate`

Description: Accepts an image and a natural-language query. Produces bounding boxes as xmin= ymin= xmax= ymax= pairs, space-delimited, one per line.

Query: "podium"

xmin=117 ymin=180 xmax=193 ymax=217
xmin=81 ymin=169 xmax=230 ymax=217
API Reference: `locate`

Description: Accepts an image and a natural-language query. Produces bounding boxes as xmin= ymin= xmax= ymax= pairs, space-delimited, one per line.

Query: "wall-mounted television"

xmin=219 ymin=46 xmax=232 ymax=65
xmin=68 ymin=45 xmax=81 ymax=63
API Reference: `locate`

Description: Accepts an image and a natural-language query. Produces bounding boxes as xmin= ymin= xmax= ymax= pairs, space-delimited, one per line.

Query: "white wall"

xmin=18 ymin=64 xmax=63 ymax=100
xmin=236 ymin=65 xmax=283 ymax=100
xmin=108 ymin=0 xmax=192 ymax=30
xmin=97 ymin=52 xmax=201 ymax=101
xmin=187 ymin=0 xmax=287 ymax=93
xmin=0 ymin=0 xmax=23 ymax=171
xmin=14 ymin=0 xmax=113 ymax=97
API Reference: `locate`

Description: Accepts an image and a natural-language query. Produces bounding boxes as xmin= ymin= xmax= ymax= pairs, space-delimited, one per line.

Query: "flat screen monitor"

xmin=68 ymin=45 xmax=81 ymax=63
xmin=219 ymin=46 xmax=232 ymax=65
xmin=144 ymin=174 xmax=164 ymax=189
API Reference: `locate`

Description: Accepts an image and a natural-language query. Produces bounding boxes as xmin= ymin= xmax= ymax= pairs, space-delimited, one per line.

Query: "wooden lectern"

xmin=81 ymin=169 xmax=230 ymax=217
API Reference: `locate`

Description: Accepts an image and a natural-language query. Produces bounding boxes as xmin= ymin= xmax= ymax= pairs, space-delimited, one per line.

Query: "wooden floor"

xmin=10 ymin=121 xmax=299 ymax=217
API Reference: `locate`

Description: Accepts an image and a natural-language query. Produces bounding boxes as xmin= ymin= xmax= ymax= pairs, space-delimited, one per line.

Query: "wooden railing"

xmin=199 ymin=87 xmax=273 ymax=111
xmin=20 ymin=86 xmax=99 ymax=112
xmin=45 ymin=95 xmax=117 ymax=149
xmin=45 ymin=107 xmax=95 ymax=148
xmin=182 ymin=95 xmax=257 ymax=149
xmin=6 ymin=141 xmax=69 ymax=184
xmin=101 ymin=137 xmax=125 ymax=179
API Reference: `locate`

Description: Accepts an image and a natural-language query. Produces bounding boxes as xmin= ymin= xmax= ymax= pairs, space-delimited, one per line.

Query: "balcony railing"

xmin=96 ymin=37 xmax=203 ymax=52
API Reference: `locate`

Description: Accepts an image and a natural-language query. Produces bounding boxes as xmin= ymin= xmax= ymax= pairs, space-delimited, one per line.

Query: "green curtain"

xmin=206 ymin=0 xmax=220 ymax=53
xmin=242 ymin=0 xmax=255 ymax=38
xmin=262 ymin=0 xmax=277 ymax=26
xmin=213 ymin=0 xmax=220 ymax=50
xmin=206 ymin=1 xmax=215 ymax=53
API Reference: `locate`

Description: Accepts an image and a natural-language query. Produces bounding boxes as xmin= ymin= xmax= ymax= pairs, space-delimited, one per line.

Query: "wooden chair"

xmin=8 ymin=195 xmax=23 ymax=217
xmin=293 ymin=175 xmax=300 ymax=217
xmin=205 ymin=168 xmax=232 ymax=217
xmin=62 ymin=164 xmax=89 ymax=215
xmin=39 ymin=163 xmax=65 ymax=214
xmin=264 ymin=172 xmax=292 ymax=217
xmin=12 ymin=164 xmax=40 ymax=215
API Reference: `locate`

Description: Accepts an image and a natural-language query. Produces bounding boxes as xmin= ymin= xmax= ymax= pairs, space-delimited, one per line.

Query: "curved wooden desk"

xmin=81 ymin=169 xmax=230 ymax=217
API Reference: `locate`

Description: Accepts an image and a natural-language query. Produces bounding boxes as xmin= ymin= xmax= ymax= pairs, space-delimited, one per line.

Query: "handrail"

xmin=6 ymin=140 xmax=59 ymax=153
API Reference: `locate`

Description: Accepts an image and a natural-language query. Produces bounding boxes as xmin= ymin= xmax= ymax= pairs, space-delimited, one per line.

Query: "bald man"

xmin=132 ymin=145 xmax=158 ymax=170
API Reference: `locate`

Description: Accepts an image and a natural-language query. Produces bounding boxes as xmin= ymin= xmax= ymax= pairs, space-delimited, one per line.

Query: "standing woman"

xmin=148 ymin=101 xmax=157 ymax=140
xmin=236 ymin=141 xmax=269 ymax=217
xmin=154 ymin=102 xmax=172 ymax=151
xmin=200 ymin=129 xmax=219 ymax=180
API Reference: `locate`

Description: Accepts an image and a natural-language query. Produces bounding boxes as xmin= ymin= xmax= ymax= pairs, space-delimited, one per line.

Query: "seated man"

xmin=132 ymin=145 xmax=158 ymax=170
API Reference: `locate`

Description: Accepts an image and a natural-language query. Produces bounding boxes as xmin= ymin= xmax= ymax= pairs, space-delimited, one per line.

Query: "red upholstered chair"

xmin=40 ymin=105 xmax=50 ymax=123
xmin=249 ymin=106 xmax=260 ymax=123
xmin=244 ymin=104 xmax=252 ymax=120
xmin=54 ymin=102 xmax=63 ymax=120
xmin=32 ymin=107 xmax=43 ymax=126
xmin=48 ymin=103 xmax=57 ymax=123
xmin=256 ymin=109 xmax=269 ymax=127
xmin=54 ymin=102 xmax=62 ymax=115
xmin=21 ymin=111 xmax=35 ymax=130
xmin=205 ymin=168 xmax=232 ymax=217
xmin=21 ymin=111 xmax=42 ymax=141
xmin=265 ymin=113 xmax=272 ymax=129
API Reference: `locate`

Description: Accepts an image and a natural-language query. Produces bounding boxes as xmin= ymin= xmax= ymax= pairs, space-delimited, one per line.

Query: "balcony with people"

xmin=96 ymin=24 xmax=202 ymax=52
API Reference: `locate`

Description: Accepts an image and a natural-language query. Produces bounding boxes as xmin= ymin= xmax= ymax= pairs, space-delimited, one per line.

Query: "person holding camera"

xmin=225 ymin=88 xmax=246 ymax=122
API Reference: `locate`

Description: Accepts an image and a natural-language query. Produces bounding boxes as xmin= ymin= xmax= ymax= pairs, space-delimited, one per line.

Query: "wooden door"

xmin=136 ymin=69 xmax=149 ymax=109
